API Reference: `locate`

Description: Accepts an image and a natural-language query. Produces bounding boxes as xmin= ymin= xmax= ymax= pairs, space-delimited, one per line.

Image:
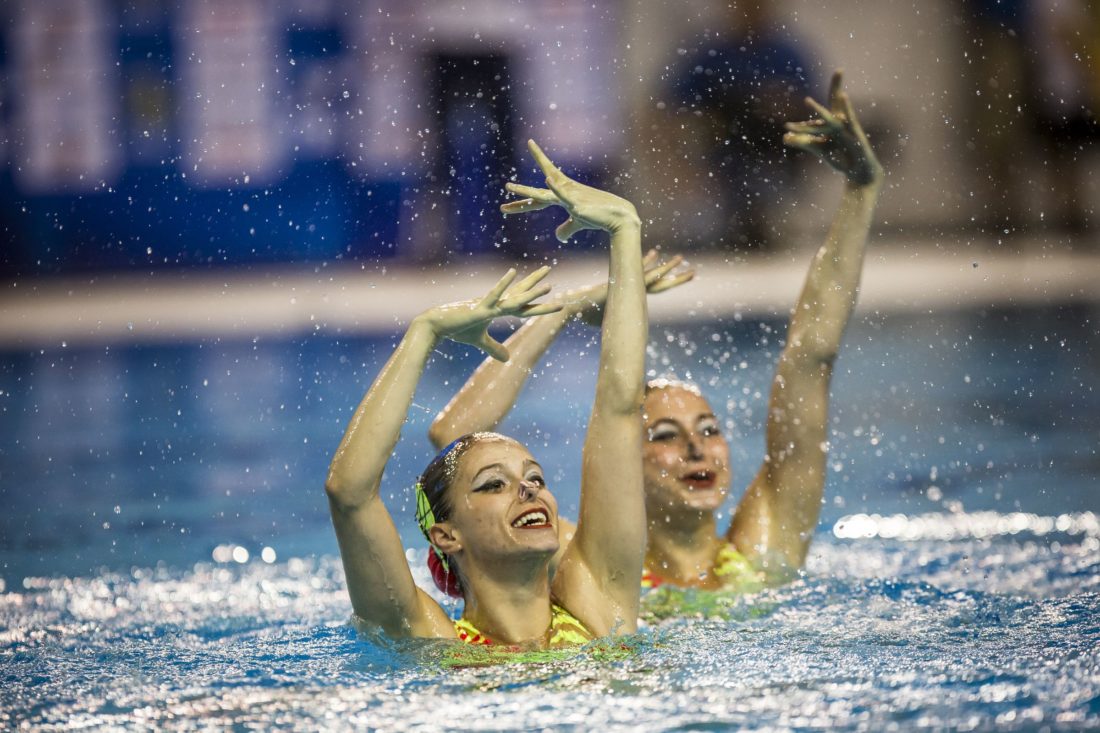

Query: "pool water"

xmin=2 ymin=304 xmax=1098 ymax=730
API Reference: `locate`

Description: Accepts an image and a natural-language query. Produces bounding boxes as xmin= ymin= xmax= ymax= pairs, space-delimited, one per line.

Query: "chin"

xmin=682 ymin=496 xmax=724 ymax=513
xmin=672 ymin=485 xmax=727 ymax=513
xmin=509 ymin=529 xmax=560 ymax=555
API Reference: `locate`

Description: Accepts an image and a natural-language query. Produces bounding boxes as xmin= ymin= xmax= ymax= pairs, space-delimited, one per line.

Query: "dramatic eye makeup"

xmin=471 ymin=463 xmax=508 ymax=493
xmin=647 ymin=415 xmax=722 ymax=442
xmin=647 ymin=420 xmax=680 ymax=442
xmin=698 ymin=416 xmax=721 ymax=436
xmin=473 ymin=478 xmax=505 ymax=493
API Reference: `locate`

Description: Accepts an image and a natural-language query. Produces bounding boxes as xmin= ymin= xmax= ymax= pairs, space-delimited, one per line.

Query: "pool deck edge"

xmin=2 ymin=242 xmax=1098 ymax=347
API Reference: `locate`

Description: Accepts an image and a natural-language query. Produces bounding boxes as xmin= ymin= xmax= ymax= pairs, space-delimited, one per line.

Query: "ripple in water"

xmin=2 ymin=512 xmax=1098 ymax=731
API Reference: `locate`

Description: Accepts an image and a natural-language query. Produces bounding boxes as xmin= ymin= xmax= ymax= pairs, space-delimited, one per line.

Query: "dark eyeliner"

xmin=474 ymin=478 xmax=503 ymax=492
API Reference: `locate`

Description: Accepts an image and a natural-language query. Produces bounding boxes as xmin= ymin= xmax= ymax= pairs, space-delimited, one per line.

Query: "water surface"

xmin=2 ymin=304 xmax=1098 ymax=730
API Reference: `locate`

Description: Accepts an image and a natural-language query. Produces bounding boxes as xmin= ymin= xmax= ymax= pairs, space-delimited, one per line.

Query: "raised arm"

xmin=729 ymin=71 xmax=884 ymax=572
xmin=500 ymin=140 xmax=648 ymax=635
xmin=429 ymin=251 xmax=693 ymax=449
xmin=324 ymin=267 xmax=559 ymax=637
xmin=429 ymin=253 xmax=691 ymax=578
xmin=429 ymin=309 xmax=572 ymax=450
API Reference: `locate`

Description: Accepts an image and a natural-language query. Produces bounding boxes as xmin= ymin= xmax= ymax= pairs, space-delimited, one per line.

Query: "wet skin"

xmin=642 ymin=386 xmax=731 ymax=518
xmin=431 ymin=439 xmax=561 ymax=570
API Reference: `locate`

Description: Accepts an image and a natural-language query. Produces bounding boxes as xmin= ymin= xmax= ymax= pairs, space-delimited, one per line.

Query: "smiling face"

xmin=642 ymin=385 xmax=731 ymax=516
xmin=434 ymin=437 xmax=560 ymax=567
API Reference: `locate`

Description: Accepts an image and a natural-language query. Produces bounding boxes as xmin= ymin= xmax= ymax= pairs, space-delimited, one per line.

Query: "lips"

xmin=511 ymin=508 xmax=552 ymax=529
xmin=680 ymin=470 xmax=716 ymax=490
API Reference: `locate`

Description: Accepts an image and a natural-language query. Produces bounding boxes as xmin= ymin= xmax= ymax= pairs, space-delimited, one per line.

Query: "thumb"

xmin=476 ymin=333 xmax=510 ymax=362
xmin=555 ymin=217 xmax=588 ymax=243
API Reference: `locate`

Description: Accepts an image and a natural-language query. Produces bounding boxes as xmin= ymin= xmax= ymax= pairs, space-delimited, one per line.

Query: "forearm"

xmin=786 ymin=180 xmax=880 ymax=363
xmin=326 ymin=320 xmax=437 ymax=506
xmin=574 ymin=218 xmax=647 ymax=584
xmin=593 ymin=219 xmax=647 ymax=414
xmin=429 ymin=310 xmax=571 ymax=449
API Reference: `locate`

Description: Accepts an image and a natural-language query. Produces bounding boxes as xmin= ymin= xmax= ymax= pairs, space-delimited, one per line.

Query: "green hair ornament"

xmin=416 ymin=437 xmax=465 ymax=597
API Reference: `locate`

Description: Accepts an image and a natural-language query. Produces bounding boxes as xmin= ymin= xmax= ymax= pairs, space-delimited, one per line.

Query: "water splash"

xmin=2 ymin=513 xmax=1097 ymax=731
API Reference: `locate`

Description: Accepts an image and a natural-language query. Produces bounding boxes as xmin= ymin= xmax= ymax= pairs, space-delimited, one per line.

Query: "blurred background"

xmin=1 ymin=0 xmax=1097 ymax=274
xmin=0 ymin=0 xmax=1097 ymax=585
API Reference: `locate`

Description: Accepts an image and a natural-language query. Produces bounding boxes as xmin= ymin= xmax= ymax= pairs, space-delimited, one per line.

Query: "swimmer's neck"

xmin=459 ymin=553 xmax=556 ymax=646
xmin=645 ymin=512 xmax=724 ymax=585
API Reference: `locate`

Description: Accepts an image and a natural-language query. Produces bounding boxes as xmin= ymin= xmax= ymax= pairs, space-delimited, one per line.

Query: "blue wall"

xmin=0 ymin=5 xmax=400 ymax=276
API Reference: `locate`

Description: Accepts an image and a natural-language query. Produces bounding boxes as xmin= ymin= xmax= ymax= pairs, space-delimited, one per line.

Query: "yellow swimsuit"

xmin=641 ymin=542 xmax=763 ymax=590
xmin=453 ymin=604 xmax=592 ymax=648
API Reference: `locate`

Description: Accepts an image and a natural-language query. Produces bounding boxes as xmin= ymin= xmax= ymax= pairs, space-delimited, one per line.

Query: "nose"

xmin=518 ymin=480 xmax=540 ymax=502
xmin=684 ymin=433 xmax=704 ymax=460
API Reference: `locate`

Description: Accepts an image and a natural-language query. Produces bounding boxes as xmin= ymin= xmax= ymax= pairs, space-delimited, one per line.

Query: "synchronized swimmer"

xmin=328 ymin=71 xmax=882 ymax=648
xmin=431 ymin=71 xmax=881 ymax=594
xmin=326 ymin=141 xmax=649 ymax=648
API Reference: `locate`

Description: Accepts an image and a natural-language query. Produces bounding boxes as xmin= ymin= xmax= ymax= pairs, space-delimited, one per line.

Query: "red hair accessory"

xmin=427 ymin=548 xmax=463 ymax=598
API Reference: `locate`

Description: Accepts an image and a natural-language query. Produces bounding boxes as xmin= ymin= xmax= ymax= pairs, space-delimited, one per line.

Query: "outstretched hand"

xmin=570 ymin=249 xmax=695 ymax=327
xmin=501 ymin=140 xmax=641 ymax=242
xmin=783 ymin=70 xmax=883 ymax=186
xmin=417 ymin=267 xmax=562 ymax=361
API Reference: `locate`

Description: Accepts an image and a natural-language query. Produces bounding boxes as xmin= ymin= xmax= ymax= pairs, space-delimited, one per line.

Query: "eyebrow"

xmin=646 ymin=414 xmax=717 ymax=429
xmin=471 ymin=463 xmax=505 ymax=485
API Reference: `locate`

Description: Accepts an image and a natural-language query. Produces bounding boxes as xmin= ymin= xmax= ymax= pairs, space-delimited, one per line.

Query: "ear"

xmin=428 ymin=522 xmax=462 ymax=555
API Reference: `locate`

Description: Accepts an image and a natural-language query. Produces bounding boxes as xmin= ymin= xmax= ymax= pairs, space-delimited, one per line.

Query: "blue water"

xmin=2 ymin=304 xmax=1098 ymax=730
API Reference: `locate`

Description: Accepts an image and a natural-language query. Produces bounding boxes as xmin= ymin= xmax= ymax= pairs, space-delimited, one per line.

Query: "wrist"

xmin=846 ymin=158 xmax=884 ymax=189
xmin=608 ymin=210 xmax=642 ymax=234
xmin=563 ymin=283 xmax=605 ymax=308
xmin=408 ymin=313 xmax=442 ymax=344
xmin=561 ymin=300 xmax=586 ymax=318
xmin=845 ymin=169 xmax=883 ymax=193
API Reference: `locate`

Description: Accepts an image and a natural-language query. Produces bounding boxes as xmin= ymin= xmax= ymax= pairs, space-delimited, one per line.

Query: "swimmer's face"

xmin=436 ymin=438 xmax=560 ymax=565
xmin=642 ymin=386 xmax=730 ymax=515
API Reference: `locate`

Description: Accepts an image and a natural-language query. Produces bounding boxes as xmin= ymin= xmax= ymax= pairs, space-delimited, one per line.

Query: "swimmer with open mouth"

xmin=431 ymin=70 xmax=884 ymax=594
xmin=326 ymin=139 xmax=649 ymax=649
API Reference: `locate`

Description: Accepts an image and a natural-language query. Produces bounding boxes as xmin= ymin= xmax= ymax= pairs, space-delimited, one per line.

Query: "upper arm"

xmin=552 ymin=407 xmax=645 ymax=636
xmin=328 ymin=492 xmax=455 ymax=639
xmin=547 ymin=516 xmax=577 ymax=579
xmin=729 ymin=349 xmax=833 ymax=568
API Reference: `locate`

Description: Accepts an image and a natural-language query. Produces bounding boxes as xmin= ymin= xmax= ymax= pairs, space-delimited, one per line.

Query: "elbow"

xmin=597 ymin=343 xmax=645 ymax=413
xmin=785 ymin=334 xmax=839 ymax=370
xmin=626 ymin=382 xmax=646 ymax=413
xmin=806 ymin=346 xmax=839 ymax=369
xmin=604 ymin=378 xmax=645 ymax=416
xmin=324 ymin=475 xmax=348 ymax=508
xmin=324 ymin=472 xmax=362 ymax=512
xmin=427 ymin=422 xmax=450 ymax=451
